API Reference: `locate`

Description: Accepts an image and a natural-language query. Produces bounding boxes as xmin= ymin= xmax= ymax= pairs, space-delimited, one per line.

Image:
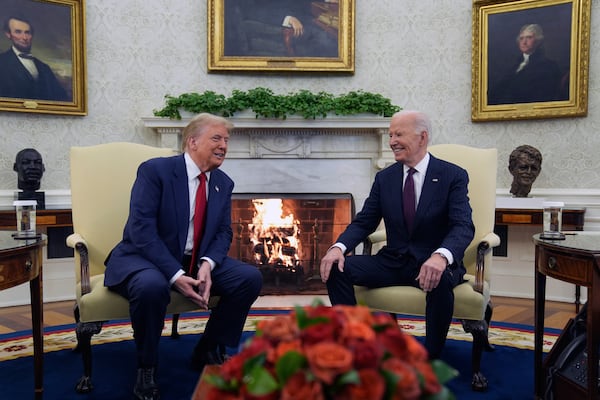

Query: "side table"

xmin=0 ymin=232 xmax=47 ymax=399
xmin=533 ymin=232 xmax=600 ymax=399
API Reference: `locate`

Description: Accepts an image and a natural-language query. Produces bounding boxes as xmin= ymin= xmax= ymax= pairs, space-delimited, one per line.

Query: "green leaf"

xmin=294 ymin=304 xmax=331 ymax=330
xmin=381 ymin=368 xmax=399 ymax=400
xmin=203 ymin=374 xmax=239 ymax=392
xmin=244 ymin=366 xmax=279 ymax=396
xmin=337 ymin=369 xmax=360 ymax=385
xmin=275 ymin=351 xmax=307 ymax=383
xmin=152 ymin=87 xmax=401 ymax=120
xmin=430 ymin=359 xmax=459 ymax=385
xmin=242 ymin=352 xmax=267 ymax=375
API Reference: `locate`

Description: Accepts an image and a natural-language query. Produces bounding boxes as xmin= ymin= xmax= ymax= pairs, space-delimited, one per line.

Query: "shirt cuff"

xmin=170 ymin=269 xmax=185 ymax=285
xmin=282 ymin=16 xmax=292 ymax=27
xmin=329 ymin=243 xmax=347 ymax=254
xmin=201 ymin=256 xmax=216 ymax=271
xmin=433 ymin=248 xmax=454 ymax=266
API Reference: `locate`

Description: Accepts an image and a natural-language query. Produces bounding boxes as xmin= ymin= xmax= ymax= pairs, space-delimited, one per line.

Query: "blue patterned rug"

xmin=0 ymin=309 xmax=559 ymax=399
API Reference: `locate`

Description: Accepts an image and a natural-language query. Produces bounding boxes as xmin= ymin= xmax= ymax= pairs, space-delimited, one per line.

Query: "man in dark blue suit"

xmin=0 ymin=16 xmax=69 ymax=101
xmin=320 ymin=110 xmax=475 ymax=359
xmin=105 ymin=113 xmax=262 ymax=400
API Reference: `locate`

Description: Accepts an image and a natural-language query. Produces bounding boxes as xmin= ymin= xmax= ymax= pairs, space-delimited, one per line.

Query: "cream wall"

xmin=0 ymin=0 xmax=598 ymax=191
xmin=0 ymin=0 xmax=598 ymax=306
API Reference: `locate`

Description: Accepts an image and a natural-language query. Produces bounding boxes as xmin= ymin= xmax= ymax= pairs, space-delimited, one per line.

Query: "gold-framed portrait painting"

xmin=471 ymin=0 xmax=590 ymax=122
xmin=208 ymin=0 xmax=355 ymax=73
xmin=0 ymin=0 xmax=86 ymax=116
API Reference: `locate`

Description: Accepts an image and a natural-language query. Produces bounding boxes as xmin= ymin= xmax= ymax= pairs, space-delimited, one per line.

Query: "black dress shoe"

xmin=191 ymin=341 xmax=225 ymax=372
xmin=133 ymin=367 xmax=160 ymax=400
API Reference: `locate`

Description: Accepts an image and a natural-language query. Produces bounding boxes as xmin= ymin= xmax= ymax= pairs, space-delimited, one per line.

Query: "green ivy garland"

xmin=153 ymin=87 xmax=401 ymax=120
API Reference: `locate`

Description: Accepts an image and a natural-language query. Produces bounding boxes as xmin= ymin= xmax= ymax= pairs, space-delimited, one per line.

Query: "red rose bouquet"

xmin=203 ymin=302 xmax=457 ymax=399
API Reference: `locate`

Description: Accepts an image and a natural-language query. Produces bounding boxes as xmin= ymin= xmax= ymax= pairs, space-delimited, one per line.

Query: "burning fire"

xmin=249 ymin=199 xmax=301 ymax=267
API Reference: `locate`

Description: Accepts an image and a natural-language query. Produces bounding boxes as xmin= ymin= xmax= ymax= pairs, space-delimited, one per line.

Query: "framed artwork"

xmin=0 ymin=0 xmax=86 ymax=116
xmin=208 ymin=0 xmax=355 ymax=73
xmin=471 ymin=0 xmax=590 ymax=122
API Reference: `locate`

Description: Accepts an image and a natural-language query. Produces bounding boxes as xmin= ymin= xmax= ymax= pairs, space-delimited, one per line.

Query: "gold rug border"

xmin=0 ymin=312 xmax=558 ymax=362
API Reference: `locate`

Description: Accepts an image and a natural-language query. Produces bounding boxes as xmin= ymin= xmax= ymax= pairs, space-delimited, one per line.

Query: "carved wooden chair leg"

xmin=171 ymin=313 xmax=181 ymax=338
xmin=74 ymin=321 xmax=103 ymax=393
xmin=462 ymin=319 xmax=489 ymax=392
xmin=72 ymin=303 xmax=82 ymax=352
xmin=483 ymin=303 xmax=495 ymax=351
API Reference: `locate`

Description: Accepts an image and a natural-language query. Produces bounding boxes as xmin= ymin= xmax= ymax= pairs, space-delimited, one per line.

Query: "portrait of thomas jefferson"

xmin=486 ymin=3 xmax=572 ymax=106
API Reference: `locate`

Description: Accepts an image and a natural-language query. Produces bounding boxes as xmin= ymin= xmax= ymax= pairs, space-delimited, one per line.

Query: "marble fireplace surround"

xmin=142 ymin=115 xmax=393 ymax=211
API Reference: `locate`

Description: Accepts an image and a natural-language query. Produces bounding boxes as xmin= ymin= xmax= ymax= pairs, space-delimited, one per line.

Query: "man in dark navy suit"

xmin=320 ymin=110 xmax=475 ymax=360
xmin=0 ymin=15 xmax=69 ymax=101
xmin=105 ymin=113 xmax=262 ymax=400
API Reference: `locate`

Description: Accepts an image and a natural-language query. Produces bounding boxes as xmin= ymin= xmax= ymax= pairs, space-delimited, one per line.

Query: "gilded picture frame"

xmin=0 ymin=0 xmax=86 ymax=116
xmin=471 ymin=0 xmax=590 ymax=122
xmin=208 ymin=0 xmax=355 ymax=73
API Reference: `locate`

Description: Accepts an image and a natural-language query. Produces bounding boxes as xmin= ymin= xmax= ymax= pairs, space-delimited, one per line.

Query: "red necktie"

xmin=403 ymin=168 xmax=416 ymax=231
xmin=189 ymin=172 xmax=207 ymax=274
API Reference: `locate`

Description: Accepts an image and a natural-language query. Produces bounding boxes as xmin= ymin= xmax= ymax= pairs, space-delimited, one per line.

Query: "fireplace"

xmin=230 ymin=193 xmax=354 ymax=294
xmin=142 ymin=116 xmax=391 ymax=294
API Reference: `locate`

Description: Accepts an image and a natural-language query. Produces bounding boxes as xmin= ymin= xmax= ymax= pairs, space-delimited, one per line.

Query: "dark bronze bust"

xmin=13 ymin=148 xmax=46 ymax=209
xmin=508 ymin=145 xmax=542 ymax=198
xmin=14 ymin=148 xmax=45 ymax=192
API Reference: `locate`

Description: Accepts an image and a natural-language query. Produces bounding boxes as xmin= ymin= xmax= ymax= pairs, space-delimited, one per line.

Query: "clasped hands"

xmin=173 ymin=261 xmax=212 ymax=309
xmin=319 ymin=247 xmax=447 ymax=292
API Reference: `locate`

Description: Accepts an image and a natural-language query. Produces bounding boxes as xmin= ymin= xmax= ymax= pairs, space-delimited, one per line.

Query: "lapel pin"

xmin=215 ymin=186 xmax=220 ymax=192
xmin=432 ymin=178 xmax=439 ymax=182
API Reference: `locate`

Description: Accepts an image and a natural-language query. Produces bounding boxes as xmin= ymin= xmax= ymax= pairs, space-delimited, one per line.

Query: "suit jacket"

xmin=337 ymin=154 xmax=475 ymax=273
xmin=0 ymin=49 xmax=70 ymax=101
xmin=104 ymin=154 xmax=234 ymax=287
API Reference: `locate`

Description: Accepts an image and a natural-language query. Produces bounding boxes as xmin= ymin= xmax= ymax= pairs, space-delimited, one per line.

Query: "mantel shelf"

xmin=141 ymin=115 xmax=391 ymax=131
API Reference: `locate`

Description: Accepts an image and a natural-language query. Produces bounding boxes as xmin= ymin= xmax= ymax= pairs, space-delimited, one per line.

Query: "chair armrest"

xmin=474 ymin=232 xmax=501 ymax=293
xmin=66 ymin=232 xmax=92 ymax=296
xmin=362 ymin=229 xmax=387 ymax=255
xmin=66 ymin=232 xmax=87 ymax=249
xmin=481 ymin=231 xmax=501 ymax=249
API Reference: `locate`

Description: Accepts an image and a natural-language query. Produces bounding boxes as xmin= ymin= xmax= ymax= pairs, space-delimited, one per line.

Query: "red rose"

xmin=413 ymin=361 xmax=442 ymax=394
xmin=205 ymin=387 xmax=243 ymax=400
xmin=220 ymin=352 xmax=246 ymax=381
xmin=341 ymin=320 xmax=376 ymax=342
xmin=268 ymin=339 xmax=302 ymax=364
xmin=382 ymin=358 xmax=421 ymax=400
xmin=300 ymin=320 xmax=336 ymax=344
xmin=333 ymin=368 xmax=385 ymax=400
xmin=240 ymin=336 xmax=273 ymax=359
xmin=305 ymin=341 xmax=354 ymax=384
xmin=258 ymin=315 xmax=299 ymax=343
xmin=372 ymin=312 xmax=398 ymax=327
xmin=348 ymin=339 xmax=383 ymax=369
xmin=377 ymin=327 xmax=409 ymax=360
xmin=281 ymin=371 xmax=325 ymax=400
xmin=403 ymin=334 xmax=429 ymax=363
xmin=338 ymin=304 xmax=375 ymax=325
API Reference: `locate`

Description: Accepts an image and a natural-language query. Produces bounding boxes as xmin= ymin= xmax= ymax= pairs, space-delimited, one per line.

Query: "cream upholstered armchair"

xmin=354 ymin=144 xmax=500 ymax=392
xmin=67 ymin=143 xmax=217 ymax=393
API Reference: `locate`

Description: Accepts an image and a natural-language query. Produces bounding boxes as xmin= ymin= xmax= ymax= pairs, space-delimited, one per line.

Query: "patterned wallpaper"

xmin=0 ymin=0 xmax=598 ymax=192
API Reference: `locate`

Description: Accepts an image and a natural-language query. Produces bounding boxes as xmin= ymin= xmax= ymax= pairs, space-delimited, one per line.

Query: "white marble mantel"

xmin=142 ymin=115 xmax=394 ymax=220
xmin=142 ymin=115 xmax=393 ymax=168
